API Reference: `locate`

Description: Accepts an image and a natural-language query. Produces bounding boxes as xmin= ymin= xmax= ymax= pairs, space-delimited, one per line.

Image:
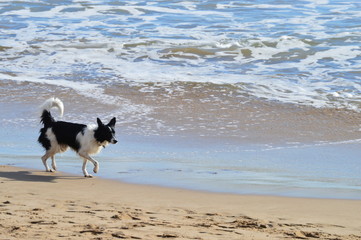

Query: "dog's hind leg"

xmin=51 ymin=155 xmax=57 ymax=171
xmin=82 ymin=158 xmax=92 ymax=178
xmin=41 ymin=152 xmax=53 ymax=172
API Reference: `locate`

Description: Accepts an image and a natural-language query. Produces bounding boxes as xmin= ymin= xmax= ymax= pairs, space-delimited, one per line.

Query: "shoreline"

xmin=1 ymin=132 xmax=361 ymax=200
xmin=1 ymin=165 xmax=361 ymax=239
xmin=1 ymin=133 xmax=361 ymax=200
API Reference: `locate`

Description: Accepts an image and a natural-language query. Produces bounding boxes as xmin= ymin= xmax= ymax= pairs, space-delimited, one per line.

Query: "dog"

xmin=38 ymin=97 xmax=117 ymax=177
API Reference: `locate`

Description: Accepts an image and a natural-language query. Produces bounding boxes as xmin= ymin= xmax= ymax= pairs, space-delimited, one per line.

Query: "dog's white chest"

xmin=76 ymin=126 xmax=103 ymax=155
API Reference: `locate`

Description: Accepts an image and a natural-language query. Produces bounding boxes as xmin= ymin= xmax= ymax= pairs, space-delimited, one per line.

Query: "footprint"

xmin=30 ymin=220 xmax=57 ymax=225
xmin=157 ymin=232 xmax=179 ymax=238
xmin=79 ymin=224 xmax=104 ymax=235
xmin=111 ymin=231 xmax=126 ymax=238
xmin=111 ymin=212 xmax=141 ymax=221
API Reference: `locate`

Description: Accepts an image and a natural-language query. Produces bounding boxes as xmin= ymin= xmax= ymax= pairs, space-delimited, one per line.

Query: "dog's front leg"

xmin=79 ymin=152 xmax=99 ymax=175
xmin=82 ymin=158 xmax=92 ymax=178
xmin=51 ymin=156 xmax=57 ymax=171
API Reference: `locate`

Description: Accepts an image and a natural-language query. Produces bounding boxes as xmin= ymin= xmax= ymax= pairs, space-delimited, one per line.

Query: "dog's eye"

xmin=108 ymin=126 xmax=115 ymax=134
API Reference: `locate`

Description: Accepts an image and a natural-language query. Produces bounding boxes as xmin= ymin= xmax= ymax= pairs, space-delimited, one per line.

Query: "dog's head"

xmin=94 ymin=117 xmax=118 ymax=147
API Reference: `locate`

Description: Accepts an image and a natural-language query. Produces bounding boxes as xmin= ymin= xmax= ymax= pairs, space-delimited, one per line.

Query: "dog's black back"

xmin=38 ymin=110 xmax=86 ymax=151
xmin=53 ymin=121 xmax=86 ymax=151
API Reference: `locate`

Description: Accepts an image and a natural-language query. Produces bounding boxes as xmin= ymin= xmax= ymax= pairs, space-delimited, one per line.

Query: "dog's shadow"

xmin=0 ymin=170 xmax=82 ymax=183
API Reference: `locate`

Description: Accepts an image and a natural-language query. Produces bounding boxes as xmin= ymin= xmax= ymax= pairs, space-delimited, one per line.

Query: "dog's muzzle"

xmin=111 ymin=139 xmax=118 ymax=144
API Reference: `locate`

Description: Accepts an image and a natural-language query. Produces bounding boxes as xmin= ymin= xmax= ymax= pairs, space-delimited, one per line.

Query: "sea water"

xmin=1 ymin=0 xmax=361 ymax=199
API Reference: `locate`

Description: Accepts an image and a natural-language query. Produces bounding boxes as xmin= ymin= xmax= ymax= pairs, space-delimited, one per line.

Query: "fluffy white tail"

xmin=39 ymin=97 xmax=64 ymax=117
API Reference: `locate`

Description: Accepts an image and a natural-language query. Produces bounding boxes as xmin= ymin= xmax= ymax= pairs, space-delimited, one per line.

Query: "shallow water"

xmin=1 ymin=0 xmax=361 ymax=199
xmin=1 ymin=120 xmax=361 ymax=199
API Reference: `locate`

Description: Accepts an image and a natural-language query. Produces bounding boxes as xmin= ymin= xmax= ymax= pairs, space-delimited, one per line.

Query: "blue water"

xmin=0 ymin=119 xmax=361 ymax=200
xmin=1 ymin=0 xmax=361 ymax=199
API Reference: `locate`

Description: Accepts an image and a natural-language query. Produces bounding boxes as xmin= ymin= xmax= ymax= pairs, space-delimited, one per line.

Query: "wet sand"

xmin=2 ymin=81 xmax=361 ymax=144
xmin=1 ymin=165 xmax=361 ymax=240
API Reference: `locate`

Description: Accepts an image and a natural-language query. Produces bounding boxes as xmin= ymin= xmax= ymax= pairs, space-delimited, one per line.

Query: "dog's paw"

xmin=47 ymin=169 xmax=55 ymax=173
xmin=84 ymin=174 xmax=93 ymax=178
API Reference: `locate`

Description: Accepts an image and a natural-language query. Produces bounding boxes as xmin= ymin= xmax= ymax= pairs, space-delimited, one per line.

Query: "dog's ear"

xmin=107 ymin=117 xmax=116 ymax=128
xmin=97 ymin=118 xmax=104 ymax=126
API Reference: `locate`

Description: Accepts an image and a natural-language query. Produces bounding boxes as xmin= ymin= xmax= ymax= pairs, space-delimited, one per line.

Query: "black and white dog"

xmin=38 ymin=97 xmax=117 ymax=177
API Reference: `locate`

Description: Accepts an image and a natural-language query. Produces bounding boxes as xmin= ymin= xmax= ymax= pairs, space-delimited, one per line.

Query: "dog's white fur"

xmin=39 ymin=97 xmax=64 ymax=117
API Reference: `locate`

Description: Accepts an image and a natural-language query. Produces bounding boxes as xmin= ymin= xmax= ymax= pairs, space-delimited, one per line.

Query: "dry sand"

xmin=0 ymin=165 xmax=360 ymax=240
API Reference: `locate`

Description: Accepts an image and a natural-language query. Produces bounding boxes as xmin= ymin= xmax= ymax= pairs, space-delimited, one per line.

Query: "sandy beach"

xmin=0 ymin=165 xmax=360 ymax=240
xmin=2 ymin=1 xmax=361 ymax=239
